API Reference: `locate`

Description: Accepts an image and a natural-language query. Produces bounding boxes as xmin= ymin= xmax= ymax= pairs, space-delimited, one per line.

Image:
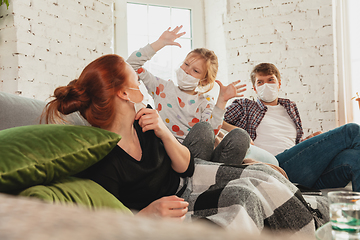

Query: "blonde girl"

xmin=128 ymin=25 xmax=249 ymax=144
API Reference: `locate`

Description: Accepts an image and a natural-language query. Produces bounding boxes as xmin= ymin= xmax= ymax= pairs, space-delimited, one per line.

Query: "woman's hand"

xmin=137 ymin=195 xmax=189 ymax=221
xmin=151 ymin=26 xmax=186 ymax=52
xmin=216 ymin=80 xmax=247 ymax=109
xmin=135 ymin=108 xmax=170 ymax=139
xmin=135 ymin=108 xmax=191 ymax=174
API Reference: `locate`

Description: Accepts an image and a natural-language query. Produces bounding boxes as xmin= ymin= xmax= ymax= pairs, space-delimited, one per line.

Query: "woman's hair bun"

xmin=53 ymin=79 xmax=90 ymax=115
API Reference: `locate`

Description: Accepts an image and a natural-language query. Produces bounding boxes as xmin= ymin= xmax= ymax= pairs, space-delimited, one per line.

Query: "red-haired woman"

xmin=43 ymin=54 xmax=327 ymax=235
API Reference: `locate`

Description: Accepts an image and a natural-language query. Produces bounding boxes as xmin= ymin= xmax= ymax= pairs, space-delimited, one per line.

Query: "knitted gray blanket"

xmin=179 ymin=159 xmax=329 ymax=236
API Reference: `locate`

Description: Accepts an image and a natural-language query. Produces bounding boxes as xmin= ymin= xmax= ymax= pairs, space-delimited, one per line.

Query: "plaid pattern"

xmin=224 ymin=98 xmax=304 ymax=144
xmin=179 ymin=160 xmax=328 ymax=235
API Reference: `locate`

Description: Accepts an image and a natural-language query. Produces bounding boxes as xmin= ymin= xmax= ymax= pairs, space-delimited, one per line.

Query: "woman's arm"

xmin=135 ymin=108 xmax=191 ymax=174
xmin=137 ymin=195 xmax=188 ymax=220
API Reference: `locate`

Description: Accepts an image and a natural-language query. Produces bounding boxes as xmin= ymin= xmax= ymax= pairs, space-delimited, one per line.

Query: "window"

xmin=126 ymin=3 xmax=192 ymax=81
xmin=346 ymin=0 xmax=360 ymax=123
xmin=113 ymin=0 xmax=204 ymax=106
xmin=334 ymin=0 xmax=360 ymax=125
xmin=113 ymin=0 xmax=204 ymax=81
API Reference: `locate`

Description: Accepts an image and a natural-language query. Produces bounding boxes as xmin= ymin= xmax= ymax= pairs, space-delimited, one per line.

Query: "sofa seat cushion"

xmin=0 ymin=124 xmax=121 ymax=192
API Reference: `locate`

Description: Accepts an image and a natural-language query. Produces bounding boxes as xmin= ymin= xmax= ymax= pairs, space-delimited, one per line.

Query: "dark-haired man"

xmin=223 ymin=62 xmax=360 ymax=192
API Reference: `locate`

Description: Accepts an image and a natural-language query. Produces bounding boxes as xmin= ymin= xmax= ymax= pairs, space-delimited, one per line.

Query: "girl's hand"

xmin=217 ymin=80 xmax=247 ymax=102
xmin=137 ymin=195 xmax=188 ymax=221
xmin=151 ymin=26 xmax=186 ymax=52
xmin=135 ymin=108 xmax=170 ymax=139
xmin=215 ymin=80 xmax=246 ymax=110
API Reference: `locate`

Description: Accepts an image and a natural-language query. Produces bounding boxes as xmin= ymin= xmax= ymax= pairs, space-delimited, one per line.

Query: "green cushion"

xmin=0 ymin=124 xmax=121 ymax=192
xmin=18 ymin=177 xmax=132 ymax=213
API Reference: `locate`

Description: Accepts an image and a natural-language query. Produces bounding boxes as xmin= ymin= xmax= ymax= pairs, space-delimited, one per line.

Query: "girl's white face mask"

xmin=256 ymin=83 xmax=279 ymax=102
xmin=176 ymin=67 xmax=200 ymax=91
xmin=195 ymin=83 xmax=211 ymax=94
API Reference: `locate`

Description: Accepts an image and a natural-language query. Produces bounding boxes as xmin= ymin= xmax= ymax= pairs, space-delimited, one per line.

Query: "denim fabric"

xmin=276 ymin=123 xmax=360 ymax=191
xmin=182 ymin=122 xmax=250 ymax=165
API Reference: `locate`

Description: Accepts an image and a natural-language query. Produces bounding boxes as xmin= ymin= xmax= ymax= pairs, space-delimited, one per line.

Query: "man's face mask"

xmin=256 ymin=83 xmax=279 ymax=103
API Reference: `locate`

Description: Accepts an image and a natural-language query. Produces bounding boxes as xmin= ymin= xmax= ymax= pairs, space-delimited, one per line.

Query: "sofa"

xmin=0 ymin=91 xmax=131 ymax=212
xmin=0 ymin=91 xmax=326 ymax=239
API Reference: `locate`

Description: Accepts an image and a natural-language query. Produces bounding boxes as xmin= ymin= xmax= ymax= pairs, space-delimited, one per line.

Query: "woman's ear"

xmin=116 ymin=89 xmax=130 ymax=101
xmin=278 ymin=78 xmax=282 ymax=88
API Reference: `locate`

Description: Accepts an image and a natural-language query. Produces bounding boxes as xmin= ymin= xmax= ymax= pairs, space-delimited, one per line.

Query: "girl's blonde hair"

xmin=186 ymin=48 xmax=218 ymax=93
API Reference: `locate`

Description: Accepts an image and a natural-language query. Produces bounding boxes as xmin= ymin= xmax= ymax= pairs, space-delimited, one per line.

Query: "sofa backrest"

xmin=0 ymin=92 xmax=89 ymax=130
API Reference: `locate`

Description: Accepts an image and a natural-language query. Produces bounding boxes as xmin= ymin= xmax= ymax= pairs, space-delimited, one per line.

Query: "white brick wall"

xmin=205 ymin=0 xmax=337 ymax=134
xmin=0 ymin=3 xmax=19 ymax=94
xmin=1 ymin=0 xmax=337 ymax=134
xmin=0 ymin=0 xmax=113 ymax=101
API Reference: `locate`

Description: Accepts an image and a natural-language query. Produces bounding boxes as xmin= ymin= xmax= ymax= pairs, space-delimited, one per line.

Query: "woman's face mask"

xmin=256 ymin=83 xmax=279 ymax=102
xmin=127 ymin=87 xmax=146 ymax=113
xmin=176 ymin=67 xmax=200 ymax=91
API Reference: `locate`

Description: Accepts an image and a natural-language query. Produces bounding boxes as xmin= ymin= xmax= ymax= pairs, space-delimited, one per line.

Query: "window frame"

xmin=334 ymin=0 xmax=354 ymax=125
xmin=113 ymin=0 xmax=205 ymax=58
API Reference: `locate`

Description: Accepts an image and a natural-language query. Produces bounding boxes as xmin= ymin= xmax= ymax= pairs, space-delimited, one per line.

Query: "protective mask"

xmin=127 ymin=87 xmax=147 ymax=113
xmin=176 ymin=67 xmax=200 ymax=91
xmin=195 ymin=82 xmax=212 ymax=94
xmin=256 ymin=83 xmax=279 ymax=102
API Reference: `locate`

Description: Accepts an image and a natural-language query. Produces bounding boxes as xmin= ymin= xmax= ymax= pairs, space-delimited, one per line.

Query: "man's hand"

xmin=303 ymin=131 xmax=323 ymax=141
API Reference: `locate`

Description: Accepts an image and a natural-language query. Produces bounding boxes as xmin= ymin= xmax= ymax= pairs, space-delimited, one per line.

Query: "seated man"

xmin=223 ymin=63 xmax=360 ymax=191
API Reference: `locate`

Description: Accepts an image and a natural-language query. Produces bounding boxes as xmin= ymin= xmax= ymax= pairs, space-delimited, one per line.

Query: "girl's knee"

xmin=228 ymin=128 xmax=251 ymax=143
xmin=185 ymin=122 xmax=214 ymax=145
xmin=192 ymin=122 xmax=212 ymax=132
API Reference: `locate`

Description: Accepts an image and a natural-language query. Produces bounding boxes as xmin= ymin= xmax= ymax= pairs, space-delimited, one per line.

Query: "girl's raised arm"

xmin=150 ymin=26 xmax=186 ymax=52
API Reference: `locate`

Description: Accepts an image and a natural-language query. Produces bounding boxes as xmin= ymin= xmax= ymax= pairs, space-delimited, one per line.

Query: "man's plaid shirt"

xmin=224 ymin=98 xmax=304 ymax=144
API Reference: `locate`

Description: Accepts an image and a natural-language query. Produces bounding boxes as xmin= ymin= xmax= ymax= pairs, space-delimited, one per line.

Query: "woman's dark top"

xmin=76 ymin=120 xmax=195 ymax=210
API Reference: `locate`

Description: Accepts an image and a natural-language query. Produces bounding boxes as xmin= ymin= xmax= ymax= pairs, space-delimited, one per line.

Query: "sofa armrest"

xmin=0 ymin=92 xmax=89 ymax=130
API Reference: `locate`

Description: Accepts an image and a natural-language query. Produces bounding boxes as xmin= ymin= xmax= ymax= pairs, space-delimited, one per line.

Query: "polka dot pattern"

xmin=188 ymin=118 xmax=199 ymax=127
xmin=178 ymin=97 xmax=185 ymax=108
xmin=137 ymin=68 xmax=144 ymax=74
